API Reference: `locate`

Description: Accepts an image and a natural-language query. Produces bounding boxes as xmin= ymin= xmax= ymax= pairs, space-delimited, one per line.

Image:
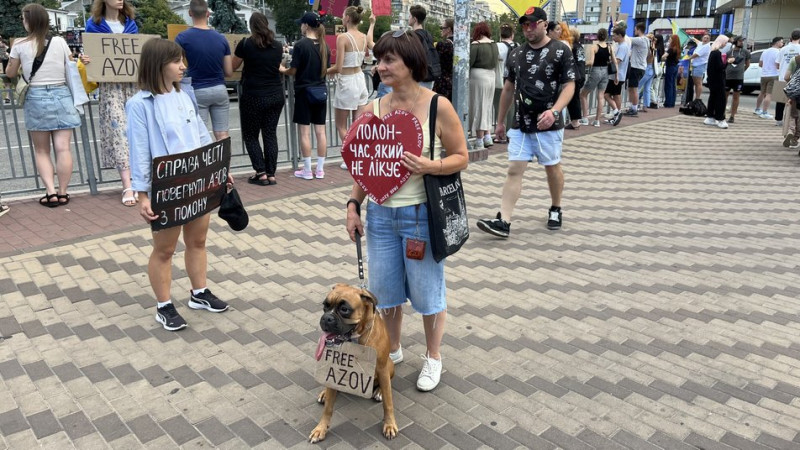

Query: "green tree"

xmin=424 ymin=18 xmax=441 ymax=43
xmin=265 ymin=0 xmax=307 ymax=43
xmin=356 ymin=9 xmax=391 ymax=41
xmin=132 ymin=0 xmax=186 ymax=37
xmin=40 ymin=0 xmax=60 ymax=9
xmin=0 ymin=0 xmax=26 ymax=39
xmin=208 ymin=0 xmax=248 ymax=34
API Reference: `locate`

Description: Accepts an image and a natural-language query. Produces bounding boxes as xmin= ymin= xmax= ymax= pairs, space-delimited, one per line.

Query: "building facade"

xmin=576 ymin=0 xmax=622 ymax=24
xmin=716 ymin=0 xmax=800 ymax=48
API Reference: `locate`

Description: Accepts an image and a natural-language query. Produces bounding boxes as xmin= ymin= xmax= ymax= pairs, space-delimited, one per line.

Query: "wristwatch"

xmin=550 ymin=109 xmax=561 ymax=120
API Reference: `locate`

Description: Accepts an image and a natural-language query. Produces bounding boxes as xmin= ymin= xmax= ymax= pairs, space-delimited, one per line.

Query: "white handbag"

xmin=64 ymin=52 xmax=89 ymax=109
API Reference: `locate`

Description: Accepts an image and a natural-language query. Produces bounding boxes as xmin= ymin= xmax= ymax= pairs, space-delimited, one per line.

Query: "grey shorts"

xmin=194 ymin=84 xmax=230 ymax=132
xmin=583 ymin=66 xmax=609 ymax=93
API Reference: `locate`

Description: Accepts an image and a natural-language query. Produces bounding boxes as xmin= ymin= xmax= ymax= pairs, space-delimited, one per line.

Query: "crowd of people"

xmin=0 ymin=0 xmax=795 ymax=395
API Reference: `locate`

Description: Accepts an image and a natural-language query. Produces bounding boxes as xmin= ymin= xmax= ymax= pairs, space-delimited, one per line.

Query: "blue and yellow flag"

xmin=669 ymin=19 xmax=692 ymax=46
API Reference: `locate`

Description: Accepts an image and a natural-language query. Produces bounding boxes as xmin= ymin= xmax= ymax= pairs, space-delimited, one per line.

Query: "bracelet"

xmin=347 ymin=198 xmax=361 ymax=216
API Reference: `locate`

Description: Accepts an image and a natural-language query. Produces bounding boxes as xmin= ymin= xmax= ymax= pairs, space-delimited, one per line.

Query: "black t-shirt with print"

xmin=505 ymin=39 xmax=576 ymax=132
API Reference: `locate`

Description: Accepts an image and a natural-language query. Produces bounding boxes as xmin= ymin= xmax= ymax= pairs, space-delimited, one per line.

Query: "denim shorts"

xmin=507 ymin=127 xmax=563 ymax=165
xmin=692 ymin=64 xmax=707 ymax=77
xmin=194 ymin=84 xmax=230 ymax=132
xmin=365 ymin=201 xmax=447 ymax=315
xmin=24 ymin=85 xmax=80 ymax=131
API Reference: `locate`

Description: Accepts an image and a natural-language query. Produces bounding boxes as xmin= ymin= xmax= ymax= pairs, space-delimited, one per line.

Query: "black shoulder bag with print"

xmin=423 ymin=94 xmax=469 ymax=263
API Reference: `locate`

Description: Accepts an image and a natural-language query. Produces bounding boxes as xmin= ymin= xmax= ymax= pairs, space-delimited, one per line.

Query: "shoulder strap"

xmin=429 ymin=94 xmax=439 ymax=159
xmin=27 ymin=35 xmax=54 ymax=83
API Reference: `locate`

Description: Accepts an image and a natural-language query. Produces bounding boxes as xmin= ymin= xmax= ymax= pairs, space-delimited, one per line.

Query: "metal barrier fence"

xmin=1 ymin=69 xmax=648 ymax=199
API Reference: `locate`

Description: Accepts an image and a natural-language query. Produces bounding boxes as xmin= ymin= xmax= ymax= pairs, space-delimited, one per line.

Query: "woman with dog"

xmin=127 ymin=39 xmax=231 ymax=331
xmin=345 ymin=31 xmax=469 ymax=392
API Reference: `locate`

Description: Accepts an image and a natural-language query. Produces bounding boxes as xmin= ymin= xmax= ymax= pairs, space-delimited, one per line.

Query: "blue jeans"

xmin=664 ymin=65 xmax=678 ymax=107
xmin=639 ymin=65 xmax=655 ymax=106
xmin=365 ymin=201 xmax=447 ymax=315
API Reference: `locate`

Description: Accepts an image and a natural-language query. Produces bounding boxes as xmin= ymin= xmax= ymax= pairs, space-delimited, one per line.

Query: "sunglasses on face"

xmin=521 ymin=20 xmax=543 ymax=30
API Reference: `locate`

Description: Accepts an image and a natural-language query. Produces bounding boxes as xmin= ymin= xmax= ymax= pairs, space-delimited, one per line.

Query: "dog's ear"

xmin=360 ymin=289 xmax=378 ymax=312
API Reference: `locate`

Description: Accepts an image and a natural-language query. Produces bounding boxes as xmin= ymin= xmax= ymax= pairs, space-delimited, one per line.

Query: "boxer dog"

xmin=310 ymin=283 xmax=398 ymax=443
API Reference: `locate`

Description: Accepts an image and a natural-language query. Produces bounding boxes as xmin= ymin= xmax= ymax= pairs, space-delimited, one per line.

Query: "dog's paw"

xmin=316 ymin=390 xmax=326 ymax=404
xmin=309 ymin=425 xmax=328 ymax=443
xmin=382 ymin=421 xmax=398 ymax=440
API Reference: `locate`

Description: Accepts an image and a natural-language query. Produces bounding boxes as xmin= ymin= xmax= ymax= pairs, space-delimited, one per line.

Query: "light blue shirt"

xmin=127 ymin=83 xmax=212 ymax=194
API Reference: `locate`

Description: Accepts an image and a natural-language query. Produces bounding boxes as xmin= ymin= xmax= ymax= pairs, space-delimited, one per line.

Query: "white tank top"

xmin=341 ymin=32 xmax=365 ymax=68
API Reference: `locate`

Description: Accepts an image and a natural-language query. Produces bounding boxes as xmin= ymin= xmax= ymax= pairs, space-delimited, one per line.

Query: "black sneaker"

xmin=547 ymin=208 xmax=562 ymax=230
xmin=188 ymin=289 xmax=229 ymax=313
xmin=477 ymin=212 xmax=510 ymax=238
xmin=156 ymin=303 xmax=188 ymax=331
xmin=624 ymin=109 xmax=638 ymax=117
xmin=612 ymin=111 xmax=622 ymax=126
xmin=728 ymin=116 xmax=735 ymax=123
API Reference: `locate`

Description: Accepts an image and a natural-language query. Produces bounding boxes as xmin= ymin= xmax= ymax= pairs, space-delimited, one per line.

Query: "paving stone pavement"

xmin=2 ymin=113 xmax=800 ymax=449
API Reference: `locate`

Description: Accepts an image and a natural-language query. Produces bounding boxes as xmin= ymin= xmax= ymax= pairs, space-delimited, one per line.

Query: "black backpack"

xmin=680 ymin=98 xmax=707 ymax=117
xmin=415 ymin=29 xmax=441 ymax=82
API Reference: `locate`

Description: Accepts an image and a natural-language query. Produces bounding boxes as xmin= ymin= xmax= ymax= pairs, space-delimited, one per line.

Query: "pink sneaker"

xmin=315 ymin=170 xmax=325 ymax=179
xmin=294 ymin=169 xmax=313 ymax=180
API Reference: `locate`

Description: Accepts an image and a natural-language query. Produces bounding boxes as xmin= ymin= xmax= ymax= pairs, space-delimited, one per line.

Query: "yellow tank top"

xmin=374 ymin=97 xmax=444 ymax=208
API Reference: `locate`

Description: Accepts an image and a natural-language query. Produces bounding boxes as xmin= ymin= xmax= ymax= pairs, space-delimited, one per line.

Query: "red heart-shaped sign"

xmin=342 ymin=110 xmax=423 ymax=205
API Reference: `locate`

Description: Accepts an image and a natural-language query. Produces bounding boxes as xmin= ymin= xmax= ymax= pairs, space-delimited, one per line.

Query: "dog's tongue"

xmin=315 ymin=332 xmax=336 ymax=361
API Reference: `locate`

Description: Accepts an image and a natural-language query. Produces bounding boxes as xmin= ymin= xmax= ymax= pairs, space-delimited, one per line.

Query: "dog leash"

xmin=355 ymin=231 xmax=366 ymax=290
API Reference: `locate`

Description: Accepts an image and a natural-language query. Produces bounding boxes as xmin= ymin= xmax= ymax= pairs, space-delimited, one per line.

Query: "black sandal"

xmin=39 ymin=193 xmax=59 ymax=208
xmin=57 ymin=193 xmax=70 ymax=206
xmin=247 ymin=172 xmax=269 ymax=186
xmin=267 ymin=175 xmax=277 ymax=185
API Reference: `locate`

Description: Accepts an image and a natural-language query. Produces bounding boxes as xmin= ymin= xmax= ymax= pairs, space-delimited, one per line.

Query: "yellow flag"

xmin=499 ymin=0 xmax=550 ymax=17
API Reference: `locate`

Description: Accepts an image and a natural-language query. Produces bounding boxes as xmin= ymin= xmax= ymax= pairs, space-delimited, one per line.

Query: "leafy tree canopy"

xmin=1 ymin=0 xmax=61 ymax=39
xmin=424 ymin=18 xmax=441 ymax=43
xmin=130 ymin=0 xmax=186 ymax=37
xmin=264 ymin=0 xmax=307 ymax=43
xmin=208 ymin=0 xmax=248 ymax=34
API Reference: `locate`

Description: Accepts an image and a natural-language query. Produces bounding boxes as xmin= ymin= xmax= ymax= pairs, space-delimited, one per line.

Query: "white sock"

xmin=157 ymin=300 xmax=172 ymax=308
xmin=191 ymin=288 xmax=207 ymax=296
xmin=303 ymin=157 xmax=312 ymax=171
xmin=316 ymin=157 xmax=326 ymax=170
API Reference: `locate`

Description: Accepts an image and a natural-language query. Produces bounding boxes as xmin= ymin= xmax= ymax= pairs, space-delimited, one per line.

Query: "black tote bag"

xmin=423 ymin=95 xmax=469 ymax=263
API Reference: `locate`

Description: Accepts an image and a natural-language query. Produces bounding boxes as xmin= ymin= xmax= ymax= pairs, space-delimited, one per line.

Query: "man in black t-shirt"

xmin=477 ymin=6 xmax=575 ymax=237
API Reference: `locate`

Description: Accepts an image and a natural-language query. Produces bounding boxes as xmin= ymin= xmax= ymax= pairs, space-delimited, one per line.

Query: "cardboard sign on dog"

xmin=341 ymin=110 xmax=423 ymax=204
xmin=315 ymin=341 xmax=376 ymax=398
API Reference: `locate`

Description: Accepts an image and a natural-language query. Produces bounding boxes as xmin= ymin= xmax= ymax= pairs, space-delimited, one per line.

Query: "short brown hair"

xmin=137 ymin=39 xmax=184 ymax=94
xmin=373 ymin=31 xmax=427 ymax=82
xmin=409 ymin=5 xmax=426 ymax=24
xmin=189 ymin=0 xmax=208 ymax=18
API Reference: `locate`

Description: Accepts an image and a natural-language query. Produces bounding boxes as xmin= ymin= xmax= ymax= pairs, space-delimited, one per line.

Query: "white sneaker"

xmin=754 ymin=109 xmax=763 ymax=115
xmin=776 ymin=120 xmax=784 ymax=127
xmin=472 ymin=139 xmax=485 ymax=150
xmin=703 ymin=117 xmax=717 ymax=126
xmin=389 ymin=346 xmax=403 ymax=364
xmin=592 ymin=120 xmax=600 ymax=127
xmin=603 ymin=110 xmax=618 ymax=120
xmin=483 ymin=135 xmax=494 ymax=147
xmin=578 ymin=118 xmax=589 ymax=126
xmin=759 ymin=112 xmax=774 ymax=119
xmin=416 ymin=354 xmax=442 ymax=391
xmin=716 ymin=120 xmax=729 ymax=129
xmin=340 ymin=162 xmax=348 ymax=170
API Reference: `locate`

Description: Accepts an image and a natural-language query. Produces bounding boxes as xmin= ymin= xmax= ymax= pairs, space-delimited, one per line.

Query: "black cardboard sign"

xmin=150 ymin=138 xmax=231 ymax=231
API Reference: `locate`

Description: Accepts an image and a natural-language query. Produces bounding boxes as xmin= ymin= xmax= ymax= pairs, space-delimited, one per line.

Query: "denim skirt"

xmin=24 ymin=85 xmax=81 ymax=131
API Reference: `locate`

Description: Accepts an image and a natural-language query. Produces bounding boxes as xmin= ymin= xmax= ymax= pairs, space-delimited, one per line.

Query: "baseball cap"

xmin=518 ymin=6 xmax=547 ymax=24
xmin=295 ymin=12 xmax=321 ymax=27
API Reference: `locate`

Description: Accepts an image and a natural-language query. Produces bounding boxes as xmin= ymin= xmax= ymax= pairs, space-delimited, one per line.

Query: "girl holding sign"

xmin=81 ymin=0 xmax=139 ymax=207
xmin=6 ymin=4 xmax=81 ymax=207
xmin=345 ymin=31 xmax=468 ymax=392
xmin=127 ymin=39 xmax=231 ymax=331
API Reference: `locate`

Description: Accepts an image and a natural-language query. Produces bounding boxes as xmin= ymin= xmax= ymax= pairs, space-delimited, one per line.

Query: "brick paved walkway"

xmin=2 ymin=112 xmax=799 ymax=449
